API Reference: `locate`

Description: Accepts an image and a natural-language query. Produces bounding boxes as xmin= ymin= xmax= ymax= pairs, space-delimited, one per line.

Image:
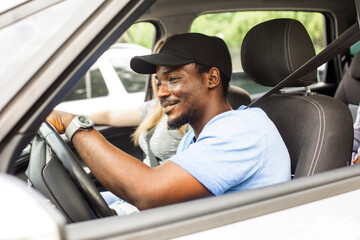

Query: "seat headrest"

xmin=241 ymin=19 xmax=316 ymax=87
xmin=350 ymin=52 xmax=360 ymax=80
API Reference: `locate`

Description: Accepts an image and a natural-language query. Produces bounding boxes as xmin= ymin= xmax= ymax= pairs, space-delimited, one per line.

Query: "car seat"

xmin=334 ymin=52 xmax=360 ymax=122
xmin=241 ymin=18 xmax=353 ymax=177
xmin=227 ymin=85 xmax=251 ymax=109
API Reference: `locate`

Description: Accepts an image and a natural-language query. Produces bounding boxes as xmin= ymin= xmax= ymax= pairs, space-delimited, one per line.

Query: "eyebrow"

xmin=157 ymin=66 xmax=181 ymax=78
xmin=155 ymin=66 xmax=184 ymax=80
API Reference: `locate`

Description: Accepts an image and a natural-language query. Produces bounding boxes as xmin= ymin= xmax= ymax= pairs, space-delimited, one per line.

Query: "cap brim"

xmin=130 ymin=52 xmax=194 ymax=74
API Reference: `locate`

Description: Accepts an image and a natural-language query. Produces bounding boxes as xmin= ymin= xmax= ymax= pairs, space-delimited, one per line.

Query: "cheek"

xmin=169 ymin=84 xmax=184 ymax=96
xmin=170 ymin=80 xmax=203 ymax=99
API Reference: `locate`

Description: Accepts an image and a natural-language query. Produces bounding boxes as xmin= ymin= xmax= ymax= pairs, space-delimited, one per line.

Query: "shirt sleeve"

xmin=138 ymin=99 xmax=157 ymax=120
xmin=169 ymin=113 xmax=265 ymax=196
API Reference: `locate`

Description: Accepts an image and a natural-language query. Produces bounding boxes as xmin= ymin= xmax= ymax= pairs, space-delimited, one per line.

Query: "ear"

xmin=207 ymin=67 xmax=221 ymax=89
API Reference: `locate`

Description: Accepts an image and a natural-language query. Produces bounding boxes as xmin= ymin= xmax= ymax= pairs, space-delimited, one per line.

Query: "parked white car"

xmin=54 ymin=43 xmax=151 ymax=115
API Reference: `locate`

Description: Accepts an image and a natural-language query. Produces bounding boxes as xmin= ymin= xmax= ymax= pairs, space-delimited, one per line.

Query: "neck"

xmin=191 ymin=98 xmax=232 ymax=139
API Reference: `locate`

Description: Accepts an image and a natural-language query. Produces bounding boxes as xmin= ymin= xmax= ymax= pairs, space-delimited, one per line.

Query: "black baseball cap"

xmin=130 ymin=33 xmax=232 ymax=80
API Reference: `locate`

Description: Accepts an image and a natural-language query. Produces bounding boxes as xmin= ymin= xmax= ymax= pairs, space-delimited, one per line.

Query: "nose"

xmin=157 ymin=82 xmax=170 ymax=98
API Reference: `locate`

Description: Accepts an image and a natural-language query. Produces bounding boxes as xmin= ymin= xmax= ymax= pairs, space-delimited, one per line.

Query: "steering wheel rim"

xmin=37 ymin=121 xmax=114 ymax=218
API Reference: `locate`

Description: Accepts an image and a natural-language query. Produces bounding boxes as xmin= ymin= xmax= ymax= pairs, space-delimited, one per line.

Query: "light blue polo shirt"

xmin=169 ymin=106 xmax=291 ymax=196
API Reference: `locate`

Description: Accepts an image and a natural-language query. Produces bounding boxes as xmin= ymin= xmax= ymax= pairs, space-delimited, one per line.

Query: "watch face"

xmin=77 ymin=115 xmax=94 ymax=128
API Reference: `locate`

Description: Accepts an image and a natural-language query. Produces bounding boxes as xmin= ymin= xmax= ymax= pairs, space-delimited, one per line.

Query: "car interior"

xmin=3 ymin=0 xmax=360 ymax=238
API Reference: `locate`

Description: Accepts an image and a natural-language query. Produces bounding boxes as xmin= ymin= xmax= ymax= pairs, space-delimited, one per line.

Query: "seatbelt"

xmin=247 ymin=22 xmax=360 ymax=108
xmin=146 ymin=129 xmax=159 ymax=167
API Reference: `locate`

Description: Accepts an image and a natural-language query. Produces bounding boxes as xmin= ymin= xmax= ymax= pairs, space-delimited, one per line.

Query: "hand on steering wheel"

xmin=30 ymin=121 xmax=114 ymax=221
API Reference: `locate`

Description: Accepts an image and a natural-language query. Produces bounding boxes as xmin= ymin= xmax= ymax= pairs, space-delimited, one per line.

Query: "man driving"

xmin=47 ymin=33 xmax=290 ymax=211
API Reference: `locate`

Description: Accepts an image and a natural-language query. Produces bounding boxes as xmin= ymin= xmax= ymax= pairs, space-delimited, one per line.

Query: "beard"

xmin=167 ymin=108 xmax=194 ymax=130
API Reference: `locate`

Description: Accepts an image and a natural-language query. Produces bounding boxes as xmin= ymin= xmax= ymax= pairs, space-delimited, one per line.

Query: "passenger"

xmin=352 ymin=104 xmax=360 ymax=164
xmin=47 ymin=33 xmax=291 ymax=213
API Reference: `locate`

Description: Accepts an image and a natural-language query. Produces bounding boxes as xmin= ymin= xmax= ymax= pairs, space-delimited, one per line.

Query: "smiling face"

xmin=156 ymin=63 xmax=208 ymax=130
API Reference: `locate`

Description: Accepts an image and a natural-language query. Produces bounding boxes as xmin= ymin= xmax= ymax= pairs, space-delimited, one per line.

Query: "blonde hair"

xmin=132 ymin=36 xmax=188 ymax=145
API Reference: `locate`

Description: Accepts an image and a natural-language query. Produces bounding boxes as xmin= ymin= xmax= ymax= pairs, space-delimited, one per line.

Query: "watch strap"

xmin=65 ymin=119 xmax=80 ymax=142
xmin=65 ymin=115 xmax=94 ymax=142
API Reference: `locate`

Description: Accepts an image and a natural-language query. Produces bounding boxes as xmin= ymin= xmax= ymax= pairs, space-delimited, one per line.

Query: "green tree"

xmin=118 ymin=22 xmax=154 ymax=49
xmin=191 ymin=11 xmax=325 ymax=54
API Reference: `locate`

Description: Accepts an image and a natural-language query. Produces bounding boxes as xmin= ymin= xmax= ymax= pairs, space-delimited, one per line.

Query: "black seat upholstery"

xmin=241 ymin=19 xmax=353 ymax=177
xmin=334 ymin=52 xmax=360 ymax=121
xmin=227 ymin=84 xmax=251 ymax=109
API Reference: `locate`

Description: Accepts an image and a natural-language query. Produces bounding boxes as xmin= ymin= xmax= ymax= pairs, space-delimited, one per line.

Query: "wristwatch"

xmin=65 ymin=115 xmax=94 ymax=142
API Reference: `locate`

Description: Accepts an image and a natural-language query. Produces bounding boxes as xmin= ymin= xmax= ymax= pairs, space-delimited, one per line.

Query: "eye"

xmin=155 ymin=79 xmax=161 ymax=87
xmin=169 ymin=76 xmax=180 ymax=83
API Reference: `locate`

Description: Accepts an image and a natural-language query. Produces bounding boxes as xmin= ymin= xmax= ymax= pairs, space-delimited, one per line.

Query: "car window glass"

xmin=0 ymin=0 xmax=104 ymax=111
xmin=63 ymin=63 xmax=109 ymax=101
xmin=65 ymin=22 xmax=153 ymax=98
xmin=350 ymin=41 xmax=360 ymax=55
xmin=191 ymin=11 xmax=326 ymax=95
xmin=56 ymin=22 xmax=154 ymax=114
xmin=0 ymin=0 xmax=26 ymax=13
xmin=91 ymin=69 xmax=109 ymax=98
xmin=111 ymin=63 xmax=148 ymax=93
xmin=111 ymin=22 xmax=154 ymax=93
xmin=64 ymin=78 xmax=87 ymax=101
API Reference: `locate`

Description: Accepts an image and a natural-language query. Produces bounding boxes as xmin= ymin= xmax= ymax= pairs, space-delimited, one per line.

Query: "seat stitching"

xmin=284 ymin=20 xmax=292 ymax=73
xmin=307 ymin=98 xmax=326 ymax=175
xmin=292 ymin=96 xmax=324 ymax=176
xmin=287 ymin=20 xmax=295 ymax=72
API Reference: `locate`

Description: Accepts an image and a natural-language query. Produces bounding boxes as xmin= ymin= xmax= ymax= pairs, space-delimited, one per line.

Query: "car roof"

xmin=141 ymin=0 xmax=356 ymax=21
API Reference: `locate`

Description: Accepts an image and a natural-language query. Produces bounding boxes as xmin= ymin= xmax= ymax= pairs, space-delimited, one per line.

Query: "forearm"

xmin=48 ymin=110 xmax=161 ymax=208
xmin=47 ymin=110 xmax=211 ymax=209
xmin=72 ymin=129 xmax=211 ymax=209
xmin=72 ymin=129 xmax=152 ymax=206
xmin=88 ymin=110 xmax=112 ymax=125
xmin=89 ymin=107 xmax=142 ymax=127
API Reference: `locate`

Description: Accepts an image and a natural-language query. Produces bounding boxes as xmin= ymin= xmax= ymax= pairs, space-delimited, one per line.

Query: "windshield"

xmin=0 ymin=0 xmax=27 ymax=13
xmin=0 ymin=0 xmax=104 ymax=111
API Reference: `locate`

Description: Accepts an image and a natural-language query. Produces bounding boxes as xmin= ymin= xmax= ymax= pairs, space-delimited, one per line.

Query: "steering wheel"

xmin=26 ymin=121 xmax=114 ymax=221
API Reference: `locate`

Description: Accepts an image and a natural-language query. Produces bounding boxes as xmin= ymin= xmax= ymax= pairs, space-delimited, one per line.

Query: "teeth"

xmin=164 ymin=104 xmax=175 ymax=110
